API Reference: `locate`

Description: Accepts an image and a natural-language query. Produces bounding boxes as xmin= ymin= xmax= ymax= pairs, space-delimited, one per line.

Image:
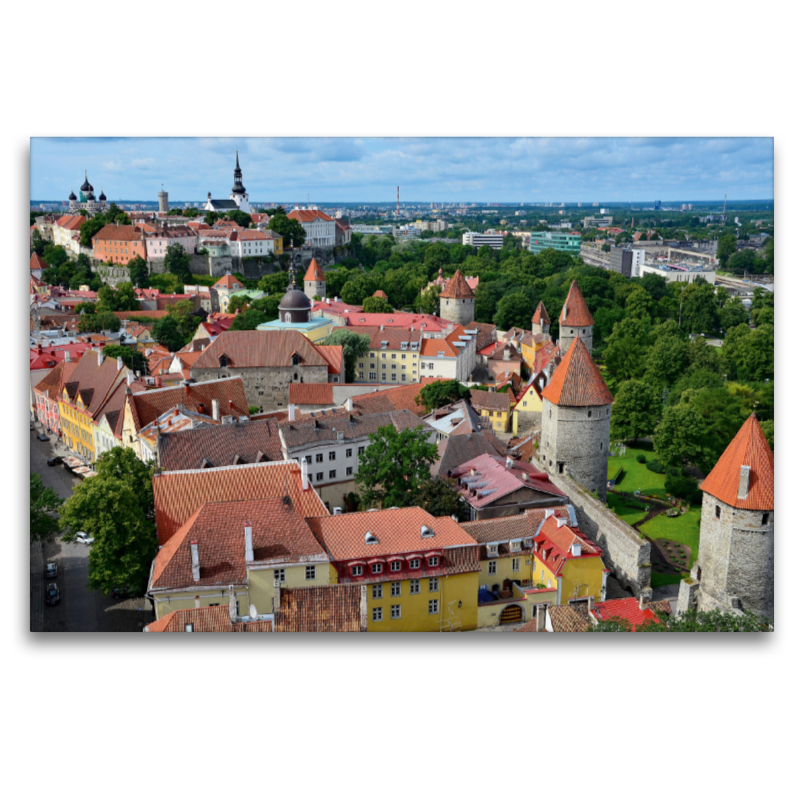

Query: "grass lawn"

xmin=640 ymin=506 xmax=703 ymax=586
xmin=606 ymin=493 xmax=649 ymax=527
xmin=607 ymin=442 xmax=669 ymax=499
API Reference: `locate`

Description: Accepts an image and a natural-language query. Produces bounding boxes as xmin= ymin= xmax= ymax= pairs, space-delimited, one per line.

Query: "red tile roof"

xmin=336 ymin=311 xmax=449 ymax=333
xmin=532 ymin=301 xmax=550 ymax=326
xmin=144 ymin=606 xmax=273 ymax=633
xmin=153 ymin=461 xmax=328 ymax=546
xmin=151 ymin=497 xmax=328 ymax=590
xmin=350 ymin=377 xmax=439 ymax=416
xmin=541 ymin=338 xmax=613 ymax=407
xmin=126 ymin=376 xmax=249 ymax=433
xmin=306 ymin=508 xmax=478 ymax=562
xmin=288 ymin=383 xmax=334 ymax=406
xmin=419 ymin=325 xmax=472 ymax=357
xmin=275 ymin=585 xmax=367 ymax=632
xmin=30 ymin=252 xmax=48 ymax=272
xmin=213 ymin=274 xmax=245 ymax=290
xmin=30 ymin=343 xmax=92 ymax=371
xmin=55 ymin=215 xmax=85 ymax=231
xmin=192 ymin=330 xmax=328 ymax=369
xmin=700 ymin=414 xmax=774 ymax=510
xmin=288 ymin=208 xmax=334 ymax=223
xmin=33 ymin=358 xmax=78 ymax=396
xmin=470 ymin=388 xmax=511 ymax=413
xmin=534 ymin=514 xmax=602 ymax=577
xmin=61 ymin=349 xmax=128 ymax=418
xmin=440 ymin=269 xmax=475 ymax=300
xmin=316 ymin=344 xmax=343 ymax=376
xmin=304 ymin=258 xmax=325 ymax=282
xmin=592 ymin=598 xmax=671 ymax=630
xmin=113 ymin=310 xmax=170 ymax=320
xmin=372 ymin=290 xmax=388 ymax=299
xmin=92 ymin=224 xmax=143 ymax=242
xmin=559 ymin=281 xmax=594 ymax=326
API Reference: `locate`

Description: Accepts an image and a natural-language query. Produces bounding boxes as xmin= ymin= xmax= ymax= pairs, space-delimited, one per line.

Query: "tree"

xmin=681 ymin=281 xmax=720 ymax=334
xmin=94 ymin=446 xmax=155 ymax=516
xmin=229 ymin=308 xmax=268 ymax=330
xmin=128 ymin=255 xmax=150 ymax=288
xmin=625 ymin=285 xmax=654 ymax=320
xmin=363 ymin=296 xmax=392 ymax=313
xmin=418 ymin=284 xmax=442 ymax=316
xmin=113 ymin=281 xmax=140 ymax=311
xmin=151 ymin=315 xmax=186 ymax=352
xmin=493 ymin=291 xmax=532 ymax=330
xmin=204 ymin=211 xmax=221 ymax=226
xmin=610 ymin=380 xmax=662 ymax=442
xmin=644 ymin=335 xmax=690 ymax=389
xmin=719 ymin=295 xmax=749 ymax=332
xmin=227 ymin=210 xmax=253 ymax=228
xmin=588 ymin=607 xmax=771 ymax=632
xmin=79 ymin=216 xmax=107 ymax=248
xmin=250 ymin=295 xmax=281 ymax=320
xmin=653 ymin=403 xmax=716 ymax=471
xmin=164 ymin=243 xmax=192 ymax=283
xmin=268 ymin=211 xmax=306 ymax=248
xmin=416 ymin=379 xmax=471 ymax=413
xmin=321 ymin=329 xmax=371 ymax=383
xmin=424 ymin=242 xmax=450 ymax=272
xmin=79 ymin=310 xmax=121 ymax=333
xmin=31 ymin=228 xmax=46 ymax=256
xmin=716 ymin=233 xmax=738 ymax=269
xmin=103 ymin=344 xmax=146 ymax=374
xmin=411 ymin=479 xmax=468 ymax=521
xmin=603 ymin=318 xmax=649 ymax=382
xmin=30 ymin=473 xmax=63 ymax=543
xmin=356 ymin=424 xmax=439 ymax=509
xmin=721 ymin=323 xmax=774 ymax=382
xmin=258 ymin=271 xmax=291 ymax=296
xmin=640 ymin=273 xmax=670 ymax=303
xmin=60 ymin=477 xmax=156 ymax=594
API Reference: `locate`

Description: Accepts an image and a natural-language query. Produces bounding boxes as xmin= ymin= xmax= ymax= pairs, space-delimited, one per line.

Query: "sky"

xmin=30 ymin=137 xmax=774 ymax=204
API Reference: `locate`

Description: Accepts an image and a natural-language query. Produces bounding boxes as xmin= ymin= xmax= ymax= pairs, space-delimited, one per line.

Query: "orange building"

xmin=92 ymin=223 xmax=147 ymax=265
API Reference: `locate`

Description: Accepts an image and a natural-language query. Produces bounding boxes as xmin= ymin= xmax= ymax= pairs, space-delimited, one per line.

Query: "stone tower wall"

xmin=696 ymin=493 xmax=774 ymax=618
xmin=539 ymin=399 xmax=611 ymax=501
xmin=305 ymin=279 xmax=326 ymax=300
xmin=559 ymin=325 xmax=593 ymax=356
xmin=440 ymin=296 xmax=475 ymax=326
xmin=158 ymin=191 xmax=169 ymax=213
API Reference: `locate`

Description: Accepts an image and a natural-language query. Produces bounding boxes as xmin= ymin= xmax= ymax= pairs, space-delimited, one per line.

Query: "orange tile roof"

xmin=145 ymin=606 xmax=273 ymax=632
xmin=350 ymin=377 xmax=439 ymax=416
xmin=699 ymin=414 xmax=774 ymax=510
xmin=316 ymin=344 xmax=343 ymax=375
xmin=30 ymin=252 xmax=48 ymax=272
xmin=288 ymin=208 xmax=334 ymax=223
xmin=304 ymin=258 xmax=325 ymax=282
xmin=419 ymin=325 xmax=471 ymax=357
xmin=440 ymin=269 xmax=475 ymax=300
xmin=92 ymin=224 xmax=143 ymax=242
xmin=153 ymin=461 xmax=328 ymax=546
xmin=541 ymin=338 xmax=613 ymax=407
xmin=592 ymin=598 xmax=671 ymax=630
xmin=275 ymin=585 xmax=367 ymax=632
xmin=532 ymin=301 xmax=550 ymax=326
xmin=213 ymin=274 xmax=245 ymax=290
xmin=307 ymin=508 xmax=478 ymax=562
xmin=559 ymin=281 xmax=594 ymax=326
xmin=192 ymin=330 xmax=329 ymax=370
xmin=372 ymin=290 xmax=388 ymax=299
xmin=55 ymin=215 xmax=85 ymax=231
xmin=288 ymin=383 xmax=334 ymax=405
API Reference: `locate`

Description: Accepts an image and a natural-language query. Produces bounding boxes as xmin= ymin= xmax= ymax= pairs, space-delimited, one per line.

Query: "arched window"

xmin=292 ymin=355 xmax=300 ymax=366
xmin=294 ymin=373 xmax=298 ymax=381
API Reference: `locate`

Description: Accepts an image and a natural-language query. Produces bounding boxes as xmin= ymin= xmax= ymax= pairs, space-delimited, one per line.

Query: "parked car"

xmin=47 ymin=456 xmax=63 ymax=467
xmin=110 ymin=586 xmax=138 ymax=600
xmin=74 ymin=532 xmax=94 ymax=545
xmin=45 ymin=583 xmax=60 ymax=605
xmin=36 ymin=433 xmax=49 ymax=442
xmin=45 ymin=563 xmax=58 ymax=579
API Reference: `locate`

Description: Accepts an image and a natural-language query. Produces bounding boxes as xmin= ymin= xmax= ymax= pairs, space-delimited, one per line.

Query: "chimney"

xmin=288 ymin=403 xmax=296 ymax=422
xmin=190 ymin=541 xmax=200 ymax=582
xmin=470 ymin=467 xmax=476 ymax=477
xmin=345 ymin=397 xmax=353 ymax=411
xmin=36 ymin=343 xmax=42 ymax=355
xmin=570 ymin=541 xmax=582 ymax=557
xmin=737 ymin=465 xmax=751 ymax=500
xmin=505 ymin=456 xmax=513 ymax=470
xmin=244 ymin=521 xmax=254 ymax=561
xmin=212 ymin=399 xmax=220 ymax=421
xmin=380 ymin=324 xmax=384 ymax=331
xmin=228 ymin=585 xmax=238 ymax=624
xmin=273 ymin=576 xmax=281 ymax=613
xmin=97 ymin=350 xmax=104 ymax=367
xmin=333 ymin=507 xmax=343 ymax=515
xmin=126 ymin=371 xmax=134 ymax=385
xmin=301 ymin=458 xmax=309 ymax=490
xmin=116 ymin=356 xmax=124 ymax=371
xmin=587 ymin=596 xmax=595 ymax=613
xmin=183 ymin=379 xmax=190 ymax=396
xmin=64 ymin=351 xmax=71 ymax=362
xmin=639 ymin=590 xmax=652 ymax=611
xmin=194 ymin=595 xmax=200 ymax=609
xmin=536 ymin=604 xmax=546 ymax=632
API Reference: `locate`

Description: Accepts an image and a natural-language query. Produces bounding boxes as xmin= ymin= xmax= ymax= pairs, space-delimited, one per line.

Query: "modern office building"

xmin=609 ymin=247 xmax=645 ymax=278
xmin=582 ymin=216 xmax=613 ymax=229
xmin=462 ymin=230 xmax=503 ymax=249
xmin=528 ymin=231 xmax=581 ymax=256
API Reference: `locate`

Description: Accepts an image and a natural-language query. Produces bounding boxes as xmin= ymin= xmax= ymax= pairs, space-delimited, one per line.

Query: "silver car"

xmin=74 ymin=532 xmax=94 ymax=545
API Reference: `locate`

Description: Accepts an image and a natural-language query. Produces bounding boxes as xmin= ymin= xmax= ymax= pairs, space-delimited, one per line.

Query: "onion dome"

xmin=68 ymin=187 xmax=77 ymax=200
xmin=80 ymin=171 xmax=91 ymax=192
xmin=98 ymin=187 xmax=106 ymax=201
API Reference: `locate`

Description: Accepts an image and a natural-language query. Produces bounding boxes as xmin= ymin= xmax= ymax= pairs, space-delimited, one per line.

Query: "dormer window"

xmin=408 ymin=558 xmax=421 ymax=570
xmin=371 ymin=563 xmax=383 ymax=575
xmin=292 ymin=355 xmax=300 ymax=366
xmin=428 ymin=556 xmax=439 ymax=567
xmin=421 ymin=525 xmax=434 ymax=538
xmin=486 ymin=544 xmax=499 ymax=558
xmin=352 ymin=565 xmax=363 ymax=577
xmin=390 ymin=560 xmax=402 ymax=572
xmin=365 ymin=532 xmax=378 ymax=545
xmin=219 ymin=355 xmax=228 ymax=368
xmin=523 ymin=537 xmax=533 ymax=549
xmin=509 ymin=540 xmax=521 ymax=552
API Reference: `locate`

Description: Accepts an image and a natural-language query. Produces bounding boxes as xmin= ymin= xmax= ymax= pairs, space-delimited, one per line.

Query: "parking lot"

xmin=30 ymin=427 xmax=154 ymax=633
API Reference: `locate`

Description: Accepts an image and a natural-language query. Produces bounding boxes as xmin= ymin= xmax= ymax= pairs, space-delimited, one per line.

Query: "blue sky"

xmin=30 ymin=137 xmax=773 ymax=204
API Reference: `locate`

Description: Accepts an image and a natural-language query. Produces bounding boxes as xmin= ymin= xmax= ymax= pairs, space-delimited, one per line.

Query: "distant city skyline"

xmin=30 ymin=137 xmax=774 ymax=204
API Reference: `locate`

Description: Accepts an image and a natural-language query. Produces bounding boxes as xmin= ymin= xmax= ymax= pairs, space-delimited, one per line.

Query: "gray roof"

xmin=431 ymin=432 xmax=503 ymax=479
xmin=207 ymin=199 xmax=239 ymax=210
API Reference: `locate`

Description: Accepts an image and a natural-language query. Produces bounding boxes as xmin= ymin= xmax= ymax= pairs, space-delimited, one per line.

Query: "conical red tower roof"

xmin=303 ymin=258 xmax=325 ymax=282
xmin=542 ymin=337 xmax=613 ymax=407
xmin=532 ymin=301 xmax=550 ymax=326
xmin=700 ymin=414 xmax=774 ymax=510
xmin=560 ymin=281 xmax=593 ymax=326
xmin=441 ymin=269 xmax=474 ymax=299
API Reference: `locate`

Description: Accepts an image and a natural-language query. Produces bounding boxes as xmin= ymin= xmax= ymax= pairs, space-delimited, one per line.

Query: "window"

xmin=346 ymin=448 xmax=352 ymax=458
xmin=329 ymin=451 xmax=336 ymax=461
xmin=762 ymin=513 xmax=770 ymax=526
xmin=429 ymin=578 xmax=439 ymax=592
xmin=358 ymin=362 xmax=364 ymax=368
xmin=316 ymin=472 xmax=323 ymax=481
xmin=352 ymin=565 xmax=363 ymax=577
xmin=512 ymin=557 xmax=520 ymax=572
xmin=401 ymin=353 xmax=406 ymax=359
xmin=305 ymin=566 xmax=316 ymax=580
xmin=329 ymin=470 xmax=336 ymax=479
xmin=428 ymin=600 xmax=439 ymax=614
xmin=358 ymin=371 xmax=364 ymax=380
xmin=391 ymin=353 xmax=397 ymax=359
xmin=715 ymin=505 xmax=721 ymax=519
xmin=488 ymin=561 xmax=497 ymax=575
xmin=391 ymin=604 xmax=401 ymax=619
xmin=372 ymin=584 xmax=383 ymax=599
xmin=428 ymin=556 xmax=439 ymax=567
xmin=391 ymin=582 xmax=401 ymax=596
xmin=409 ymin=558 xmax=421 ymax=570
xmin=369 ymin=372 xmax=377 ymax=381
xmin=390 ymin=560 xmax=401 ymax=572
xmin=358 ymin=446 xmax=365 ymax=455
xmin=409 ymin=579 xmax=420 ymax=594
xmin=372 ymin=563 xmax=383 ymax=574
xmin=274 ymin=568 xmax=285 ymax=583
xmin=372 ymin=607 xmax=383 ymax=622
xmin=346 ymin=466 xmax=353 ymax=476
xmin=316 ymin=453 xmax=323 ymax=463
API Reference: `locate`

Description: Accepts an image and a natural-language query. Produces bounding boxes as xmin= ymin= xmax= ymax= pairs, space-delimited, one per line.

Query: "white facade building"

xmin=227 ymin=230 xmax=275 ymax=258
xmin=144 ymin=226 xmax=198 ymax=262
xmin=288 ymin=207 xmax=336 ymax=247
xmin=462 ymin=230 xmax=503 ymax=249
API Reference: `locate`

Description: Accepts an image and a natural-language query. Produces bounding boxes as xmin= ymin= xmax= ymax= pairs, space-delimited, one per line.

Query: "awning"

xmin=366 ymin=557 xmax=386 ymax=565
xmin=83 ymin=470 xmax=98 ymax=478
xmin=72 ymin=466 xmax=90 ymax=475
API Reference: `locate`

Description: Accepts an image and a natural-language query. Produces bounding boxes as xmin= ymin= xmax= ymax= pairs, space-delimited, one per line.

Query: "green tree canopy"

xmin=229 ymin=308 xmax=268 ymax=330
xmin=356 ymin=424 xmax=439 ymax=509
xmin=604 ymin=318 xmax=649 ymax=383
xmin=151 ymin=315 xmax=186 ymax=352
xmin=493 ymin=291 xmax=533 ymax=331
xmin=227 ymin=210 xmax=253 ymax=228
xmin=268 ymin=211 xmax=306 ymax=248
xmin=716 ymin=233 xmax=738 ymax=269
xmin=653 ymin=402 xmax=716 ymax=472
xmin=30 ymin=473 xmax=63 ymax=543
xmin=416 ymin=379 xmax=472 ymax=413
xmin=164 ymin=243 xmax=192 ymax=284
xmin=362 ymin=295 xmax=393 ymax=313
xmin=102 ymin=344 xmax=146 ymax=374
xmin=321 ymin=329 xmax=371 ymax=383
xmin=610 ymin=380 xmax=662 ymax=442
xmin=411 ymin=479 xmax=468 ymax=521
xmin=127 ymin=255 xmax=150 ymax=288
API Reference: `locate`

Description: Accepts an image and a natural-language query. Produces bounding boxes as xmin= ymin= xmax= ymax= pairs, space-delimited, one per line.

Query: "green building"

xmin=529 ymin=231 xmax=581 ymax=255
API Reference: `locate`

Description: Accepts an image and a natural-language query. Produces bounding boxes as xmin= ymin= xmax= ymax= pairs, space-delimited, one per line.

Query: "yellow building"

xmin=148 ymin=496 xmax=334 ymax=620
xmin=470 ymin=388 xmax=511 ymax=432
xmin=306 ymin=508 xmax=481 ymax=632
xmin=512 ymin=379 xmax=544 ymax=436
xmin=343 ymin=325 xmax=422 ymax=384
xmin=58 ymin=349 xmax=128 ymax=462
xmin=532 ymin=511 xmax=609 ymax=604
xmin=256 ymin=315 xmax=333 ymax=343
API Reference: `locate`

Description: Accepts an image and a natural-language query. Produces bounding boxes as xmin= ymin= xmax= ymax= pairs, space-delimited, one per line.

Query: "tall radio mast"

xmin=397 ymin=186 xmax=400 ymax=217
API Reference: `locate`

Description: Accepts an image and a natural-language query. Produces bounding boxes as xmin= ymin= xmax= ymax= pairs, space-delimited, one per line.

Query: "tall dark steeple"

xmin=231 ymin=150 xmax=246 ymax=195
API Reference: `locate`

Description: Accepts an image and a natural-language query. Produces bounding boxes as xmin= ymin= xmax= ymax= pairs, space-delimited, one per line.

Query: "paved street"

xmin=30 ymin=428 xmax=153 ymax=633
